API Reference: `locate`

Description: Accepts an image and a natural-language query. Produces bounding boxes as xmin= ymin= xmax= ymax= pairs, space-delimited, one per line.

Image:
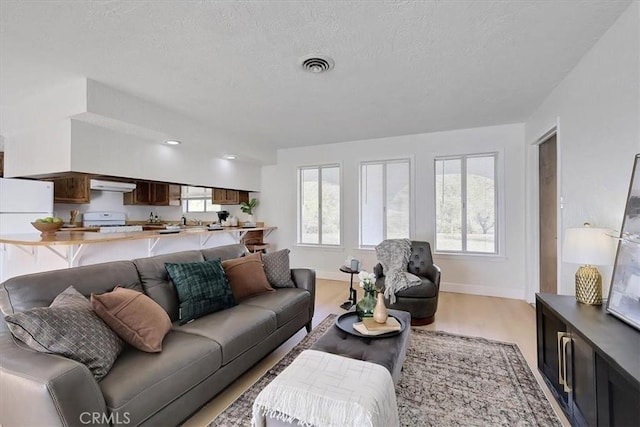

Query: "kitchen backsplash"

xmin=54 ymin=190 xmax=248 ymax=224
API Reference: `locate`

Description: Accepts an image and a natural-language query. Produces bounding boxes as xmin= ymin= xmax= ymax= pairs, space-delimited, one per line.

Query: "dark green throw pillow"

xmin=165 ymin=259 xmax=235 ymax=324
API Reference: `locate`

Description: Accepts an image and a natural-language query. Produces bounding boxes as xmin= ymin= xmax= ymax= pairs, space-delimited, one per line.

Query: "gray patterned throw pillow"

xmin=263 ymin=249 xmax=295 ymax=288
xmin=4 ymin=286 xmax=124 ymax=380
xmin=165 ymin=258 xmax=236 ymax=324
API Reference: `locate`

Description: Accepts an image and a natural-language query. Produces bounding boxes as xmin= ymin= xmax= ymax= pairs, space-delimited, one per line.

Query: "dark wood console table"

xmin=536 ymin=294 xmax=640 ymax=426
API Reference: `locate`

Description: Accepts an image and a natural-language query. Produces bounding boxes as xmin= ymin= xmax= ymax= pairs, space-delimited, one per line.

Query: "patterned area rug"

xmin=209 ymin=315 xmax=560 ymax=427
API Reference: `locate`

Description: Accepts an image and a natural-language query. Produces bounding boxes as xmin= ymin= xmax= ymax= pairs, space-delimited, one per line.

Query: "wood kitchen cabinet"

xmin=168 ymin=184 xmax=181 ymax=206
xmin=124 ymin=181 xmax=152 ymax=205
xmin=536 ymin=294 xmax=640 ymax=426
xmin=212 ymin=188 xmax=249 ymax=205
xmin=50 ymin=174 xmax=91 ymax=204
xmin=124 ymin=181 xmax=181 ymax=206
xmin=0 ymin=152 xmax=4 ymax=177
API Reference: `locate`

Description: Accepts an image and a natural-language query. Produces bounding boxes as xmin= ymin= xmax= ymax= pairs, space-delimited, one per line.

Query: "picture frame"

xmin=606 ymin=154 xmax=640 ymax=331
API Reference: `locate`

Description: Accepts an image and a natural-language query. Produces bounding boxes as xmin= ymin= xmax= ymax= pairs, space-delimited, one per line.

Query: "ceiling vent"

xmin=301 ymin=55 xmax=334 ymax=73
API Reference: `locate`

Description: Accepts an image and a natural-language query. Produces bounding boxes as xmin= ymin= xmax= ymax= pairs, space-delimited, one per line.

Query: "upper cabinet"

xmin=212 ymin=188 xmax=249 ymax=205
xmin=124 ymin=181 xmax=181 ymax=206
xmin=50 ymin=174 xmax=91 ymax=204
xmin=168 ymin=184 xmax=181 ymax=206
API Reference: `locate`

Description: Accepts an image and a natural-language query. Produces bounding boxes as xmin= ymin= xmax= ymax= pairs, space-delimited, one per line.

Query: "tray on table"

xmin=335 ymin=312 xmax=406 ymax=338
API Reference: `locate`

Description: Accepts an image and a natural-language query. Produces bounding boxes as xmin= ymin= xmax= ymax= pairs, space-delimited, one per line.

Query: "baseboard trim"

xmin=440 ymin=281 xmax=525 ymax=300
xmin=316 ymin=272 xmax=525 ymax=300
xmin=316 ymin=271 xmax=525 ymax=300
xmin=317 ymin=271 xmax=354 ymax=282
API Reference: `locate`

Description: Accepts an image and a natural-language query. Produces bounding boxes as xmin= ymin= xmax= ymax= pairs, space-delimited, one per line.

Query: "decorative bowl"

xmin=31 ymin=221 xmax=64 ymax=236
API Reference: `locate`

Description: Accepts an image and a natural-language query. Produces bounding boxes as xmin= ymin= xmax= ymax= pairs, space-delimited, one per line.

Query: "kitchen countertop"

xmin=0 ymin=226 xmax=276 ymax=246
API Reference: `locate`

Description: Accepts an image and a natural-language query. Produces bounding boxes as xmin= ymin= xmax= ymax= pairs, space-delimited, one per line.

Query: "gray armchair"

xmin=374 ymin=241 xmax=441 ymax=325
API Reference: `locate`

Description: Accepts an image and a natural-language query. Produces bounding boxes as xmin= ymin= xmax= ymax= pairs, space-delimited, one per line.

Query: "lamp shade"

xmin=563 ymin=227 xmax=614 ymax=266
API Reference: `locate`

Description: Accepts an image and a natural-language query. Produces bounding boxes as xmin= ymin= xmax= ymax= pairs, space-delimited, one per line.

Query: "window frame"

xmin=433 ymin=152 xmax=500 ymax=256
xmin=358 ymin=158 xmax=413 ymax=249
xmin=296 ymin=163 xmax=342 ymax=247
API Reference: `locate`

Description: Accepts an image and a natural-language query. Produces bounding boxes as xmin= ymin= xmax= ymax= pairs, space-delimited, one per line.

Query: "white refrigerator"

xmin=0 ymin=178 xmax=54 ymax=234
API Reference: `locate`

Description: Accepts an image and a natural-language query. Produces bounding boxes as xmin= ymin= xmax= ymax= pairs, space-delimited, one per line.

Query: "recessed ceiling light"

xmin=223 ymin=154 xmax=237 ymax=160
xmin=165 ymin=140 xmax=181 ymax=145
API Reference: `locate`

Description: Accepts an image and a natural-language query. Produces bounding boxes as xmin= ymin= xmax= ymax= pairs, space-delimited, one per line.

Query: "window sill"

xmin=295 ymin=244 xmax=345 ymax=252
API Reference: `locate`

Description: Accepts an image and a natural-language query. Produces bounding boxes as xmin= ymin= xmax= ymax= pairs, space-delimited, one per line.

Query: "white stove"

xmin=98 ymin=225 xmax=143 ymax=233
xmin=83 ymin=212 xmax=143 ymax=233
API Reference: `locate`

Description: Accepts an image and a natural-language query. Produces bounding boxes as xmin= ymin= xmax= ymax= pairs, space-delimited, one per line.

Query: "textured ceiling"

xmin=0 ymin=0 xmax=632 ymax=149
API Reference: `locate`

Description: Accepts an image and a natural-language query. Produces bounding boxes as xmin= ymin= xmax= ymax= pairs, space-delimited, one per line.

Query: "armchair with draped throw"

xmin=374 ymin=241 xmax=441 ymax=325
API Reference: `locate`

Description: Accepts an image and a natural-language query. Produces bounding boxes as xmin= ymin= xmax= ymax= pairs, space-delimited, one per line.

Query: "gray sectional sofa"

xmin=0 ymin=244 xmax=315 ymax=427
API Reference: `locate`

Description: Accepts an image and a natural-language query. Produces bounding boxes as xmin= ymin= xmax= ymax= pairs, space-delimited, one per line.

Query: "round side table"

xmin=339 ymin=265 xmax=359 ymax=310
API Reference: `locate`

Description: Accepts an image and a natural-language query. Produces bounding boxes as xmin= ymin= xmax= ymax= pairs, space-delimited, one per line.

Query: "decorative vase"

xmin=356 ymin=289 xmax=377 ymax=321
xmin=247 ymin=214 xmax=254 ymax=223
xmin=373 ymin=293 xmax=388 ymax=324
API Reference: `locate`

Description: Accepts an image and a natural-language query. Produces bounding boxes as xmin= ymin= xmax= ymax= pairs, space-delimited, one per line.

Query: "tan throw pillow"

xmin=91 ymin=287 xmax=172 ymax=353
xmin=222 ymin=252 xmax=274 ymax=301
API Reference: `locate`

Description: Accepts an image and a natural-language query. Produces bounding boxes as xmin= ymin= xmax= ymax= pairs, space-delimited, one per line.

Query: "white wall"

xmin=261 ymin=123 xmax=527 ymax=299
xmin=5 ymin=120 xmax=72 ymax=176
xmin=70 ymin=120 xmax=261 ymax=190
xmin=524 ymin=2 xmax=640 ymax=301
xmin=2 ymin=79 xmax=263 ymax=191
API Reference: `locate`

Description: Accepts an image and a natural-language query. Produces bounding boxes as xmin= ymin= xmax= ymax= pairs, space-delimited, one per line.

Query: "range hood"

xmin=90 ymin=179 xmax=136 ymax=193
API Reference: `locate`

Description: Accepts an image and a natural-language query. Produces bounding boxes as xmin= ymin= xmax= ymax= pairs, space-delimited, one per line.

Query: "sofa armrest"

xmin=291 ymin=268 xmax=316 ymax=322
xmin=0 ymin=330 xmax=108 ymax=427
xmin=426 ymin=263 xmax=441 ymax=287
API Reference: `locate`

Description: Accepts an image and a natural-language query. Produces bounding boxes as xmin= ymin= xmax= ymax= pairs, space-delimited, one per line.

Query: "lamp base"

xmin=575 ymin=265 xmax=603 ymax=305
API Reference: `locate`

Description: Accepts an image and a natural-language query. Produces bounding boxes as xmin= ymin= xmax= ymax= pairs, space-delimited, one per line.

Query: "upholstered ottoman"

xmin=310 ymin=308 xmax=411 ymax=385
xmin=252 ymin=349 xmax=398 ymax=427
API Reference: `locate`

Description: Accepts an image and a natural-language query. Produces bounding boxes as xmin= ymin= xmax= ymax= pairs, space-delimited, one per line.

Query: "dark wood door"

xmin=536 ymin=304 xmax=569 ymax=408
xmin=596 ymin=354 xmax=640 ymax=426
xmin=569 ymin=331 xmax=596 ymax=426
xmin=539 ymin=135 xmax=557 ymax=294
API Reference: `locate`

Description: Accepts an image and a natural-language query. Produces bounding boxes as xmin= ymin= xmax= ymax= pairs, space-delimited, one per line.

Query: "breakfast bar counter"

xmin=0 ymin=226 xmax=276 ymax=246
xmin=0 ymin=226 xmax=276 ymax=281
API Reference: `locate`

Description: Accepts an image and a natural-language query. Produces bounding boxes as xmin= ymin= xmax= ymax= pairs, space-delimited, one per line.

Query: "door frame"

xmin=525 ymin=121 xmax=563 ymax=303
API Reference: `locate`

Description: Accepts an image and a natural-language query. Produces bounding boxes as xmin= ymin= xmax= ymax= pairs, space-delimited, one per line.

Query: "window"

xmin=360 ymin=159 xmax=411 ymax=247
xmin=434 ymin=153 xmax=497 ymax=254
xmin=181 ymin=186 xmax=221 ymax=213
xmin=298 ymin=165 xmax=341 ymax=245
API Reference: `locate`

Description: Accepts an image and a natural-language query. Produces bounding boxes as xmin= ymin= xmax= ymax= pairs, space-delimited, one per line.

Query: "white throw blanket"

xmin=376 ymin=239 xmax=422 ymax=304
xmin=252 ymin=350 xmax=399 ymax=427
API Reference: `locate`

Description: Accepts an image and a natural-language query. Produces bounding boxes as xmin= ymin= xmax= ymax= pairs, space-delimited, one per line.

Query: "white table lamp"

xmin=563 ymin=223 xmax=614 ymax=305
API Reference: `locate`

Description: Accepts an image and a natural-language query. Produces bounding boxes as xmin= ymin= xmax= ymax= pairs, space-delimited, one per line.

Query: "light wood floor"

xmin=183 ymin=279 xmax=570 ymax=426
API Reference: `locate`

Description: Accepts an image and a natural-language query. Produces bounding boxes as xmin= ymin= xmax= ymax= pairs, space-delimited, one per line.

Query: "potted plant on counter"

xmin=240 ymin=198 xmax=258 ymax=224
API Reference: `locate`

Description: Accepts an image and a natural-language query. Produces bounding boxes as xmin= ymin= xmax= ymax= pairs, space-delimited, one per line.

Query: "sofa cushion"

xmin=262 ymin=249 xmax=296 ymax=288
xmin=175 ymin=304 xmax=276 ymax=365
xmin=201 ymin=244 xmax=248 ymax=261
xmin=91 ymin=287 xmax=172 ymax=352
xmin=133 ymin=250 xmax=204 ymax=321
xmin=222 ymin=253 xmax=274 ymax=301
xmin=0 ymin=260 xmax=141 ymax=315
xmin=241 ymin=288 xmax=310 ymax=327
xmin=99 ymin=330 xmax=222 ymax=426
xmin=4 ymin=286 xmax=124 ymax=380
xmin=165 ymin=259 xmax=236 ymax=324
